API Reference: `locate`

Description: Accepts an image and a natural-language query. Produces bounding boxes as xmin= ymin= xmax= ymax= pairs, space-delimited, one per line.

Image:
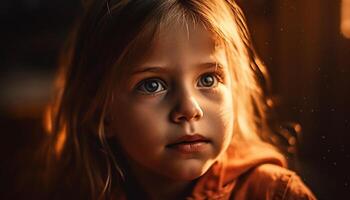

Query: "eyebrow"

xmin=131 ymin=62 xmax=224 ymax=75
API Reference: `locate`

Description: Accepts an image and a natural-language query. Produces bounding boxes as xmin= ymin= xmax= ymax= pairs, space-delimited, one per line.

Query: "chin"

xmin=166 ymin=159 xmax=214 ymax=181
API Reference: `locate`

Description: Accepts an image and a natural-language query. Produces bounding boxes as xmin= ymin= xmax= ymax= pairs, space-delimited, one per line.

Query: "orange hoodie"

xmin=112 ymin=140 xmax=317 ymax=200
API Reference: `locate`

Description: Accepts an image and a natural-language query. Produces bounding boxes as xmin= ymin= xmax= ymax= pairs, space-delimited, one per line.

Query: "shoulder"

xmin=232 ymin=164 xmax=317 ymax=200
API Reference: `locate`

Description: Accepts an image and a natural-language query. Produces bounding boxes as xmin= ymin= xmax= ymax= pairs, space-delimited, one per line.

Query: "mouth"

xmin=166 ymin=134 xmax=210 ymax=154
xmin=167 ymin=134 xmax=210 ymax=145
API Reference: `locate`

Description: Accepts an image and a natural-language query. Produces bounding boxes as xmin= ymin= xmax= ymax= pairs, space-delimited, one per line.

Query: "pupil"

xmin=145 ymin=81 xmax=158 ymax=92
xmin=202 ymin=75 xmax=214 ymax=86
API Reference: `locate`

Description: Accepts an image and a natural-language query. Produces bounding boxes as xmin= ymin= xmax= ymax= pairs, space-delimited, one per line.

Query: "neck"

xmin=125 ymin=161 xmax=196 ymax=200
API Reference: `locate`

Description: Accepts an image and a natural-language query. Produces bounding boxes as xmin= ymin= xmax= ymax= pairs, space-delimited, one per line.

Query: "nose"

xmin=170 ymin=94 xmax=204 ymax=123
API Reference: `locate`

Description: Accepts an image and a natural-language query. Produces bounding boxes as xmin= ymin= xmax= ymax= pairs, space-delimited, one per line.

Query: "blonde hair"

xmin=44 ymin=0 xmax=278 ymax=199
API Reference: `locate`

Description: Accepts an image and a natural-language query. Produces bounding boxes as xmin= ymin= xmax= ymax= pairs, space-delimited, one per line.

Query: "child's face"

xmin=109 ymin=23 xmax=234 ymax=181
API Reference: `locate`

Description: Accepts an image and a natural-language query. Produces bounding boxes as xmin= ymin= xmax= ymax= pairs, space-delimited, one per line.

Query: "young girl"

xmin=43 ymin=0 xmax=317 ymax=199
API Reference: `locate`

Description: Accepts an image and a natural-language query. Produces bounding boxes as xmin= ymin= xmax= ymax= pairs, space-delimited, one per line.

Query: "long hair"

xmin=43 ymin=0 xmax=280 ymax=199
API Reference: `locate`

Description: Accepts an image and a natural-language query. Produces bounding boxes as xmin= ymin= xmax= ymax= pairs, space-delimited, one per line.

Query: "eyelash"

xmin=135 ymin=72 xmax=225 ymax=95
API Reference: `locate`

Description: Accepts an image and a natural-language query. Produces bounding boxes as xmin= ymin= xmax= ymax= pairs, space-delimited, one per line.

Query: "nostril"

xmin=172 ymin=110 xmax=203 ymax=123
xmin=170 ymin=96 xmax=204 ymax=123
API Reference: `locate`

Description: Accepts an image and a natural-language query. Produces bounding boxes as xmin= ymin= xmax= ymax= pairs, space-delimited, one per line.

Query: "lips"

xmin=167 ymin=134 xmax=210 ymax=147
xmin=166 ymin=134 xmax=210 ymax=154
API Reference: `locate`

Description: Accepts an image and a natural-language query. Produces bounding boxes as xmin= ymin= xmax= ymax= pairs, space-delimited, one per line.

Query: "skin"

xmin=108 ymin=23 xmax=234 ymax=199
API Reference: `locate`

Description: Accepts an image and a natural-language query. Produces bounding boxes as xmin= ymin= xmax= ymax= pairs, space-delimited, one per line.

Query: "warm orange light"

xmin=43 ymin=105 xmax=52 ymax=134
xmin=55 ymin=125 xmax=67 ymax=156
xmin=341 ymin=0 xmax=350 ymax=38
xmin=43 ymin=104 xmax=67 ymax=156
xmin=293 ymin=123 xmax=301 ymax=134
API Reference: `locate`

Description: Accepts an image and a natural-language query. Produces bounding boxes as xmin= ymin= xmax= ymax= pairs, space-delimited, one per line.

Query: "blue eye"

xmin=197 ymin=73 xmax=218 ymax=87
xmin=137 ymin=79 xmax=166 ymax=94
xmin=136 ymin=73 xmax=223 ymax=95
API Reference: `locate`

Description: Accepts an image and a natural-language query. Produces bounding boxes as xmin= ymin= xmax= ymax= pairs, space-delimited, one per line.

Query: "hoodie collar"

xmin=187 ymin=140 xmax=287 ymax=199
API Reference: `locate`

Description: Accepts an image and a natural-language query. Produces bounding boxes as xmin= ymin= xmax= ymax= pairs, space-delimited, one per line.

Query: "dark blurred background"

xmin=0 ymin=0 xmax=349 ymax=199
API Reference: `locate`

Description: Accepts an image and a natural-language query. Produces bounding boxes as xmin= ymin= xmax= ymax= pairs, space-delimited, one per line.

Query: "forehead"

xmin=159 ymin=23 xmax=216 ymax=52
xmin=136 ymin=22 xmax=225 ymax=67
xmin=114 ymin=16 xmax=228 ymax=84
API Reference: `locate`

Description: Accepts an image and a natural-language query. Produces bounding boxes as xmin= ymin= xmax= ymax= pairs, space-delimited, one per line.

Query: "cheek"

xmin=109 ymin=98 xmax=167 ymax=155
xmin=216 ymin=105 xmax=234 ymax=148
xmin=203 ymin=87 xmax=234 ymax=150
